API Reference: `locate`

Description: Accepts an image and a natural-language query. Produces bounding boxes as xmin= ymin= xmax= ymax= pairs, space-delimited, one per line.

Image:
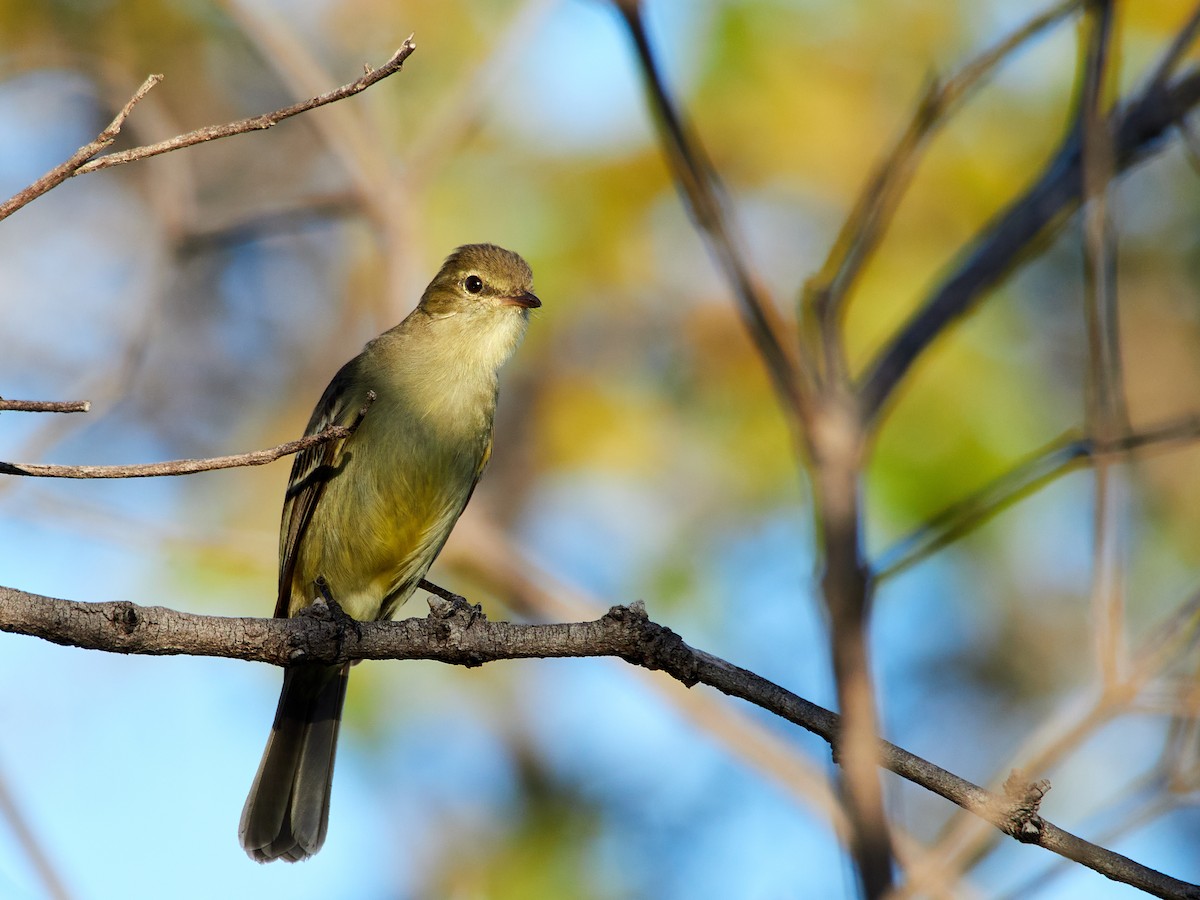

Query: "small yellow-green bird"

xmin=239 ymin=244 xmax=539 ymax=862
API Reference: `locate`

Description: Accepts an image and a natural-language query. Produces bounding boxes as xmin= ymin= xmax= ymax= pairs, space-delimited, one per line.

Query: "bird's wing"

xmin=275 ymin=362 xmax=366 ymax=618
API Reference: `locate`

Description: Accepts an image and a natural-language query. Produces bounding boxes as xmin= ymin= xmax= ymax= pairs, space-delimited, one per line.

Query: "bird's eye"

xmin=464 ymin=275 xmax=484 ymax=294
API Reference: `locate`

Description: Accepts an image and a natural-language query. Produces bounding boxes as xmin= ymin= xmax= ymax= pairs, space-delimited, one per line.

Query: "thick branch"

xmin=1 ymin=586 xmax=1194 ymax=898
xmin=811 ymin=394 xmax=895 ymax=897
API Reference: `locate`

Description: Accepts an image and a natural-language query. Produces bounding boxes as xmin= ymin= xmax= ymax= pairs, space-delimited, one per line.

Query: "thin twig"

xmin=0 ymin=74 xmax=162 ymax=222
xmin=218 ymin=3 xmax=400 ymax=235
xmin=0 ymin=40 xmax=416 ymax=224
xmin=0 ymin=587 xmax=1196 ymax=898
xmin=0 ymin=399 xmax=91 ymax=414
xmin=875 ymin=414 xmax=1200 ymax=580
xmin=0 ymin=767 xmax=72 ymax=900
xmin=876 ymin=439 xmax=1082 ymax=581
xmin=996 ymin=786 xmax=1179 ymax=900
xmin=0 ymin=423 xmax=352 ymax=479
xmin=615 ymin=9 xmax=889 ymax=890
xmin=811 ymin=394 xmax=895 ymax=898
xmin=76 ymin=39 xmax=416 ymax=176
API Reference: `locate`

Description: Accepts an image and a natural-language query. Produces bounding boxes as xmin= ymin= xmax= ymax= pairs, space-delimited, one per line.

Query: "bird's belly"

xmin=290 ymin=439 xmax=481 ymax=621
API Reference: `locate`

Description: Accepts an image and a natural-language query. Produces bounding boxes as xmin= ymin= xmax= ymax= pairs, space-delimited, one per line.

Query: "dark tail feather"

xmin=239 ymin=663 xmax=349 ymax=862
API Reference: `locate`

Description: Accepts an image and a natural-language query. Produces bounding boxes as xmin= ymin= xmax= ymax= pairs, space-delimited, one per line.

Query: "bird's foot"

xmin=306 ymin=576 xmax=364 ymax=647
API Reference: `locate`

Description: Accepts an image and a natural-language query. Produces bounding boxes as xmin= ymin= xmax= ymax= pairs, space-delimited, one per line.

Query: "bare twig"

xmin=218 ymin=6 xmax=421 ymax=326
xmin=0 ymin=423 xmax=352 ymax=479
xmin=218 ymin=2 xmax=399 ymax=235
xmin=997 ymin=785 xmax=1181 ymax=900
xmin=0 ymin=586 xmax=1196 ymax=898
xmin=0 ymin=40 xmax=416 ymax=224
xmin=612 ymin=0 xmax=813 ymax=434
xmin=0 ymin=399 xmax=91 ymax=414
xmin=614 ymin=4 xmax=891 ymax=890
xmin=0 ymin=74 xmax=161 ymax=222
xmin=76 ymin=40 xmax=415 ymax=176
xmin=859 ymin=67 xmax=1200 ymax=424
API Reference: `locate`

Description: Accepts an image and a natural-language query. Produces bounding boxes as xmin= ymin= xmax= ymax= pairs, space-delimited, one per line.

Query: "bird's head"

xmin=419 ymin=244 xmax=540 ymax=319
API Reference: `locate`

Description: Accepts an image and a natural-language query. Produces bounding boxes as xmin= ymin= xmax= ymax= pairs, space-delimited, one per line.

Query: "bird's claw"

xmin=305 ymin=576 xmax=364 ymax=648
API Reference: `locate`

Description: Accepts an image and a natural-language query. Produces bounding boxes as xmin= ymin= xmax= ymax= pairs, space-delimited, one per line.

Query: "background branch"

xmin=0 ymin=766 xmax=72 ymax=900
xmin=1079 ymin=0 xmax=1128 ymax=685
xmin=801 ymin=0 xmax=1080 ymax=380
xmin=860 ymin=66 xmax=1200 ymax=423
xmin=875 ymin=414 xmax=1200 ymax=580
xmin=613 ymin=0 xmax=813 ymax=433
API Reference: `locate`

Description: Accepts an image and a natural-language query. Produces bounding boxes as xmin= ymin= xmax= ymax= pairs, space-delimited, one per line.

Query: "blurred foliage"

xmin=2 ymin=0 xmax=1200 ymax=897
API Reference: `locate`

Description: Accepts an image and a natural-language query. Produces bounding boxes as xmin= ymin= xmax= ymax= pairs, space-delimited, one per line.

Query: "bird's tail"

xmin=239 ymin=663 xmax=349 ymax=862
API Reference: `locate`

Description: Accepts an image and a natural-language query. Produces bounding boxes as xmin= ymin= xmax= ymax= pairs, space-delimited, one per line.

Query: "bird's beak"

xmin=500 ymin=291 xmax=541 ymax=309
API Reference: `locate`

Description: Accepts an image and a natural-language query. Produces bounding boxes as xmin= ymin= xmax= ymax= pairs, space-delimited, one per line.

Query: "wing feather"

xmin=275 ymin=362 xmax=365 ymax=617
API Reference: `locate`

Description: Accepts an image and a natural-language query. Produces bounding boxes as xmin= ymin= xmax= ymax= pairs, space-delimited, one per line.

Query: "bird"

xmin=239 ymin=243 xmax=539 ymax=862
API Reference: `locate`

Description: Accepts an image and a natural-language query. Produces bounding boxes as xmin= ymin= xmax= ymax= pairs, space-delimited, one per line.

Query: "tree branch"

xmin=802 ymin=0 xmax=1080 ymax=382
xmin=1079 ymin=0 xmax=1128 ymax=686
xmin=0 ymin=399 xmax=91 ymax=414
xmin=860 ymin=66 xmax=1200 ymax=423
xmin=875 ymin=412 xmax=1200 ymax=580
xmin=612 ymin=0 xmax=813 ymax=435
xmin=0 ymin=766 xmax=72 ymax=900
xmin=0 ymin=423 xmax=352 ymax=479
xmin=0 ymin=586 xmax=1195 ymax=897
xmin=0 ymin=39 xmax=417 ymax=223
xmin=0 ymin=74 xmax=161 ymax=222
